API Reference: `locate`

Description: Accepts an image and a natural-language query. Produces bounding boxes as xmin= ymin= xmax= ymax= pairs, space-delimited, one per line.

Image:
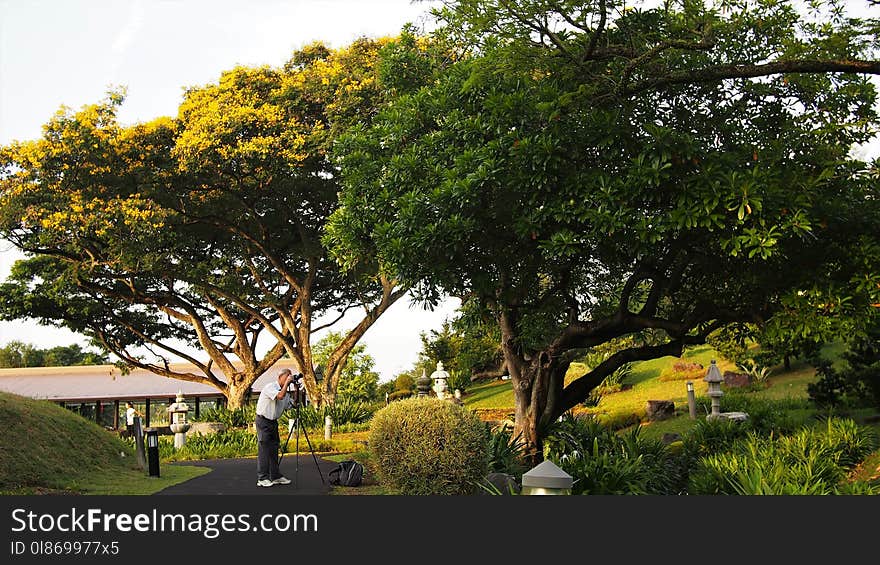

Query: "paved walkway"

xmin=156 ymin=455 xmax=338 ymax=495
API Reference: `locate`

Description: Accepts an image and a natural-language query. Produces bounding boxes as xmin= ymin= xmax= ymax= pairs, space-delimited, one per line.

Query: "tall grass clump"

xmin=544 ymin=413 xmax=684 ymax=495
xmin=688 ymin=417 xmax=878 ymax=494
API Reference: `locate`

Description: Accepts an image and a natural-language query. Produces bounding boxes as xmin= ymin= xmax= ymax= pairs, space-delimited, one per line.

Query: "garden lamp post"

xmin=144 ymin=428 xmax=160 ymax=477
xmin=704 ymin=360 xmax=724 ymax=420
xmin=686 ymin=381 xmax=697 ymax=419
xmin=167 ymin=390 xmax=190 ymax=449
xmin=521 ymin=460 xmax=573 ymax=495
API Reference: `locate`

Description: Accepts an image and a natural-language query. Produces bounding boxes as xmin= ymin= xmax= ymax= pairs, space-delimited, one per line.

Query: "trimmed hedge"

xmin=369 ymin=397 xmax=490 ymax=495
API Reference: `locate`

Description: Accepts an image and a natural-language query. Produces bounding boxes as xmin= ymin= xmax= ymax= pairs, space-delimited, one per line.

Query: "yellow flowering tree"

xmin=0 ymin=35 xmax=443 ymax=408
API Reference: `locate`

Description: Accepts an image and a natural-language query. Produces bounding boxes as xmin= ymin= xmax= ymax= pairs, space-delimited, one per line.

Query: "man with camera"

xmin=254 ymin=368 xmax=301 ymax=487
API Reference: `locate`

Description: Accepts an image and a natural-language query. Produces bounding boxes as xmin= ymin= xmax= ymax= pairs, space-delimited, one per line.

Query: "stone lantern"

xmin=415 ymin=369 xmax=432 ymax=397
xmin=703 ymin=359 xmax=724 ymax=420
xmin=167 ymin=390 xmax=191 ymax=449
xmin=430 ymin=361 xmax=450 ymax=400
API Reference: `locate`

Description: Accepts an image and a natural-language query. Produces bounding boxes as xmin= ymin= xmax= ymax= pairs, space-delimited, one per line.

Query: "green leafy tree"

xmin=310 ymin=331 xmax=380 ymax=402
xmin=0 ymin=341 xmax=108 ymax=367
xmin=418 ymin=311 xmax=505 ymax=385
xmin=327 ymin=0 xmax=880 ymax=454
xmin=0 ymin=38 xmax=427 ymax=408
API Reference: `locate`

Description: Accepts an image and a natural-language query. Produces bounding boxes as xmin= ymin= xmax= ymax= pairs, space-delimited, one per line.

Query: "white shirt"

xmin=256 ymin=381 xmax=294 ymax=420
xmin=126 ymin=407 xmax=136 ymax=425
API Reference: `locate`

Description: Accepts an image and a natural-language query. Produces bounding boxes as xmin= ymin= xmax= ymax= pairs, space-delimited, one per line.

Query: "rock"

xmin=720 ymin=411 xmax=749 ymax=422
xmin=481 ymin=472 xmax=521 ymax=495
xmin=645 ymin=400 xmax=675 ymax=421
xmin=661 ymin=432 xmax=682 ymax=445
xmin=723 ymin=371 xmax=752 ymax=388
xmin=189 ymin=422 xmax=227 ymax=436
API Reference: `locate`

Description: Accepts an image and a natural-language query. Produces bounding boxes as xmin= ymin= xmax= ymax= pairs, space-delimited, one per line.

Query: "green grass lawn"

xmin=460 ymin=342 xmax=876 ymax=438
xmin=0 ymin=391 xmax=208 ymax=495
xmin=462 ymin=344 xmax=737 ymax=427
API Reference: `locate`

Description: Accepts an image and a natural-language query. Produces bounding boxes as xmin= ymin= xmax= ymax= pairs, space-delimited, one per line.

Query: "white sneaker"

xmin=271 ymin=476 xmax=291 ymax=485
xmin=256 ymin=479 xmax=274 ymax=487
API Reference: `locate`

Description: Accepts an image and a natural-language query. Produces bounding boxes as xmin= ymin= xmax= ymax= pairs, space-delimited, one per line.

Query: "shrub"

xmin=808 ymin=327 xmax=880 ymax=409
xmin=687 ymin=418 xmax=878 ymax=494
xmin=590 ymin=363 xmax=634 ymax=396
xmin=694 ymin=392 xmax=810 ymax=436
xmin=681 ymin=417 xmax=752 ymax=461
xmin=368 ymin=397 xmax=490 ymax=495
xmin=192 ymin=405 xmax=256 ymax=428
xmin=737 ymin=359 xmax=772 ymax=384
xmin=285 ymin=399 xmax=377 ymax=430
xmin=445 ymin=370 xmax=471 ymax=394
xmin=487 ymin=425 xmax=527 ymax=476
xmin=544 ymin=413 xmax=682 ymax=495
xmin=658 ymin=361 xmax=705 ymax=382
xmin=387 ymin=390 xmax=413 ymax=401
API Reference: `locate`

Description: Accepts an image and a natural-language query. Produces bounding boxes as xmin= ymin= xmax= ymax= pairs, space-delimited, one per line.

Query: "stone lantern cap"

xmin=430 ymin=361 xmax=450 ymax=380
xmin=521 ymin=460 xmax=573 ymax=489
xmin=168 ymin=390 xmax=189 ymax=412
xmin=703 ymin=359 xmax=724 ymax=383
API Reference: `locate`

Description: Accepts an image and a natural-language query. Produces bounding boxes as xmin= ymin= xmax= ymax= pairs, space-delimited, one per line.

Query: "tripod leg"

xmin=298 ymin=425 xmax=326 ymax=485
xmin=278 ymin=417 xmax=296 ymax=469
xmin=295 ymin=416 xmax=300 ymax=487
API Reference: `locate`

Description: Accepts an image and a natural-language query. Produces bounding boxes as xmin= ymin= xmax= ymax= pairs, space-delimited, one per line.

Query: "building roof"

xmin=0 ymin=359 xmax=301 ymax=402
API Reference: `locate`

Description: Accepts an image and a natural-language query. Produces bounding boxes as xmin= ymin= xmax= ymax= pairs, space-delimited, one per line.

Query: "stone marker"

xmin=646 ymin=399 xmax=676 ymax=421
xmin=723 ymin=371 xmax=752 ymax=388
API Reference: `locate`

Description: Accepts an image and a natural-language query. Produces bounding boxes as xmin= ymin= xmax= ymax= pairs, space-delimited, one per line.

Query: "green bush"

xmin=658 ymin=361 xmax=705 ymax=382
xmin=368 ymin=397 xmax=490 ymax=495
xmin=120 ymin=429 xmax=260 ymax=462
xmin=387 ymin=390 xmax=413 ymax=401
xmin=694 ymin=392 xmax=811 ymax=436
xmin=285 ymin=399 xmax=377 ymax=430
xmin=192 ymin=405 xmax=256 ymax=427
xmin=687 ymin=417 xmax=878 ymax=495
xmin=544 ymin=413 xmax=683 ymax=495
xmin=487 ymin=425 xmax=527 ymax=476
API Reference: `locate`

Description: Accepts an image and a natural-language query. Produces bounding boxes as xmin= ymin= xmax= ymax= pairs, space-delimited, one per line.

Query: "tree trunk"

xmin=512 ymin=382 xmax=541 ymax=462
xmin=510 ymin=354 xmax=568 ymax=465
xmin=498 ymin=312 xmax=567 ymax=464
xmin=224 ymin=376 xmax=253 ymax=410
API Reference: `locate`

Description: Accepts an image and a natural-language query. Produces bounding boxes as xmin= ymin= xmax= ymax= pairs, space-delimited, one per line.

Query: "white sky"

xmin=0 ymin=0 xmax=458 ymax=381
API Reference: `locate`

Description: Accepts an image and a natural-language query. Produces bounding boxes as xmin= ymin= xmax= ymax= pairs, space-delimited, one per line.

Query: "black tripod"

xmin=278 ymin=384 xmax=325 ymax=487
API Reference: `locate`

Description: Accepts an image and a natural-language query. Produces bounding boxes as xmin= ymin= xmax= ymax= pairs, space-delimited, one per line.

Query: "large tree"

xmin=327 ymin=0 xmax=880 ymax=454
xmin=0 ymin=37 xmax=440 ymax=408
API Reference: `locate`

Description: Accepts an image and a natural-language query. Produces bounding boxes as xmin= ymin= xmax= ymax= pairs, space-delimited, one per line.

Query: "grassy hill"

xmin=462 ymin=342 xmax=880 ymax=439
xmin=0 ymin=391 xmax=207 ymax=494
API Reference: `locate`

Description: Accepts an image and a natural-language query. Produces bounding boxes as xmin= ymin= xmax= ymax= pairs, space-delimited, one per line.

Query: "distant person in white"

xmin=124 ymin=401 xmax=141 ymax=437
xmin=254 ymin=368 xmax=297 ymax=487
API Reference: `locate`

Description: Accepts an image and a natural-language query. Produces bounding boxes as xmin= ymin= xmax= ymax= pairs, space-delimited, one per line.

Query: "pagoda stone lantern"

xmin=167 ymin=390 xmax=191 ymax=449
xmin=703 ymin=359 xmax=724 ymax=420
xmin=430 ymin=361 xmax=450 ymax=400
xmin=416 ymin=369 xmax=433 ymax=397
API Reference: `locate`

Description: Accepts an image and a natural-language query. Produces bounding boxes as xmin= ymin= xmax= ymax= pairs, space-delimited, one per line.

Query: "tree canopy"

xmin=327 ymin=0 xmax=880 ymax=452
xmin=0 ymin=36 xmax=439 ymax=407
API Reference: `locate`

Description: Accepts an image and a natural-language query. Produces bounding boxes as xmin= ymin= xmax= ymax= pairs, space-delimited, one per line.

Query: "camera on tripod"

xmin=286 ymin=372 xmax=307 ymax=406
xmin=279 ymin=369 xmax=324 ymax=486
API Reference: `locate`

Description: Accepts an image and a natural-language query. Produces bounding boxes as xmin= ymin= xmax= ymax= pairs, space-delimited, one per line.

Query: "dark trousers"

xmin=255 ymin=415 xmax=281 ymax=481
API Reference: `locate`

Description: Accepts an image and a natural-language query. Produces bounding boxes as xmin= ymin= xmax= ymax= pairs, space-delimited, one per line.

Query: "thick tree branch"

xmin=624 ymin=59 xmax=880 ymax=97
